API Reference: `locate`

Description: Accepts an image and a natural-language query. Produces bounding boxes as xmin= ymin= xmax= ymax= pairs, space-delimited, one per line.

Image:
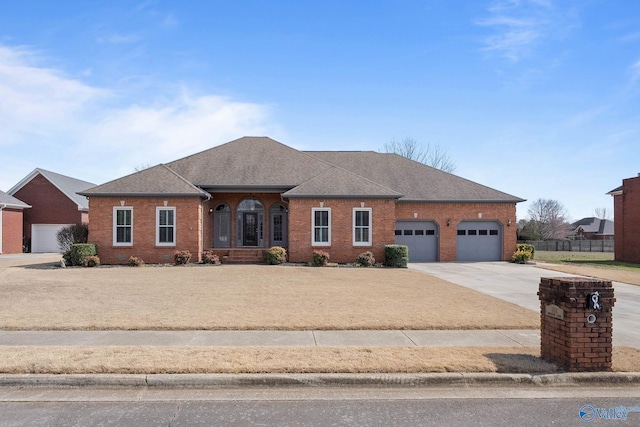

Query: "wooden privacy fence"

xmin=522 ymin=240 xmax=614 ymax=253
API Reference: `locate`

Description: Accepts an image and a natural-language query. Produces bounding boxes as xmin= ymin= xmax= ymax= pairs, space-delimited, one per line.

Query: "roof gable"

xmin=305 ymin=151 xmax=524 ymax=203
xmin=0 ymin=190 xmax=30 ymax=209
xmin=8 ymin=168 xmax=95 ymax=210
xmin=79 ymin=164 xmax=210 ymax=197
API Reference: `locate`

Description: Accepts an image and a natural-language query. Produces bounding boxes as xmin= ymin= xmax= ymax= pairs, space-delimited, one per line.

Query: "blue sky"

xmin=1 ymin=0 xmax=638 ymax=221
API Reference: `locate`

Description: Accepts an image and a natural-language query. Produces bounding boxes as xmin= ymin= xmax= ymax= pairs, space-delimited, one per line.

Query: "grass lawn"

xmin=533 ymin=251 xmax=640 ymax=286
xmin=0 ymin=262 xmax=537 ymax=330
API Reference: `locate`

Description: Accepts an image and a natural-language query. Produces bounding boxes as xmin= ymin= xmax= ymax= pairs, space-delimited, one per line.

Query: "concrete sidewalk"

xmin=0 ymin=329 xmax=540 ymax=347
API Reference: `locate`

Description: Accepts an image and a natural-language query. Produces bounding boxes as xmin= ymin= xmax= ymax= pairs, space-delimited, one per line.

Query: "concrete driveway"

xmin=410 ymin=262 xmax=640 ymax=348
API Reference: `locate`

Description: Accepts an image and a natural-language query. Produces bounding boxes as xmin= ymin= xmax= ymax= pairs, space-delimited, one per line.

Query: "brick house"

xmin=609 ymin=174 xmax=640 ymax=263
xmin=7 ymin=169 xmax=95 ymax=253
xmin=0 ymin=190 xmax=31 ymax=254
xmin=568 ymin=217 xmax=614 ymax=240
xmin=80 ymin=137 xmax=525 ymax=264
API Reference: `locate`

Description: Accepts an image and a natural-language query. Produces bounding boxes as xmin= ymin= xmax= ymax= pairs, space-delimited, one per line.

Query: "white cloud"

xmin=477 ymin=0 xmax=559 ymax=62
xmin=0 ymin=44 xmax=279 ymax=189
xmin=96 ymin=34 xmax=142 ymax=44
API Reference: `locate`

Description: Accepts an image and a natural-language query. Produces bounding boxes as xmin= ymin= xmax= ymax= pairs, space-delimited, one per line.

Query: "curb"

xmin=1 ymin=372 xmax=640 ymax=389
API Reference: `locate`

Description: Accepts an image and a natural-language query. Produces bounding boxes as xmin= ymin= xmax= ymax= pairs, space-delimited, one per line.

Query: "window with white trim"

xmin=353 ymin=208 xmax=372 ymax=246
xmin=312 ymin=208 xmax=331 ymax=246
xmin=113 ymin=207 xmax=133 ymax=246
xmin=156 ymin=207 xmax=176 ymax=246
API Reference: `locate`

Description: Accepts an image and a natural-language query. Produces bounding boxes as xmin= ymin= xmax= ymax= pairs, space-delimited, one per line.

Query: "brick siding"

xmin=287 ymin=198 xmax=396 ymax=264
xmin=1 ymin=208 xmax=24 ymax=254
xmin=12 ymin=174 xmax=86 ymax=240
xmin=614 ymin=175 xmax=640 ymax=263
xmin=88 ymin=196 xmax=203 ymax=265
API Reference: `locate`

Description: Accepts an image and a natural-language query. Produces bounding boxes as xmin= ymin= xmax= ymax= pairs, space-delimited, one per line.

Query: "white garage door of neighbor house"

xmin=31 ymin=224 xmax=70 ymax=253
xmin=456 ymin=221 xmax=502 ymax=262
xmin=395 ymin=221 xmax=438 ymax=262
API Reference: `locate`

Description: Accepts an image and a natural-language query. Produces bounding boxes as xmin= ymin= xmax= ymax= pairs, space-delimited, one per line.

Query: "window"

xmin=468 ymin=229 xmax=477 ymax=236
xmin=353 ymin=208 xmax=372 ymax=246
xmin=490 ymin=230 xmax=499 ymax=236
xmin=394 ymin=230 xmax=402 ymax=236
xmin=156 ymin=207 xmax=176 ymax=246
xmin=426 ymin=230 xmax=436 ymax=236
xmin=113 ymin=207 xmax=133 ymax=246
xmin=403 ymin=229 xmax=413 ymax=235
xmin=457 ymin=230 xmax=466 ymax=236
xmin=312 ymin=208 xmax=331 ymax=246
xmin=415 ymin=229 xmax=424 ymax=236
xmin=479 ymin=230 xmax=488 ymax=236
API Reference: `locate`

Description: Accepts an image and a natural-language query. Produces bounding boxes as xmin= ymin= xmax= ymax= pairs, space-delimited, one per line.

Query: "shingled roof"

xmin=305 ymin=151 xmax=524 ymax=202
xmin=79 ymin=164 xmax=210 ymax=198
xmin=81 ymin=137 xmax=523 ymax=202
xmin=0 ymin=190 xmax=30 ymax=209
xmin=8 ymin=168 xmax=95 ymax=210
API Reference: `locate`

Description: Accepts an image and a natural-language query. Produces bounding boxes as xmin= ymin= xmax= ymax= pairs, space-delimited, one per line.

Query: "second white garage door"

xmin=456 ymin=221 xmax=502 ymax=261
xmin=31 ymin=224 xmax=70 ymax=253
xmin=395 ymin=221 xmax=438 ymax=262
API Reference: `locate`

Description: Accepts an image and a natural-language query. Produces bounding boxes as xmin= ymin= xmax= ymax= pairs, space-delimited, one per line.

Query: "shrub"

xmin=57 ymin=223 xmax=89 ymax=253
xmin=356 ymin=251 xmax=375 ymax=267
xmin=128 ymin=256 xmax=145 ymax=267
xmin=202 ymin=250 xmax=220 ymax=265
xmin=174 ymin=250 xmax=192 ymax=265
xmin=69 ymin=244 xmax=98 ymax=267
xmin=312 ymin=250 xmax=330 ymax=267
xmin=516 ymin=243 xmax=535 ymax=259
xmin=266 ymin=246 xmax=287 ymax=265
xmin=384 ymin=244 xmax=408 ymax=268
xmin=82 ymin=255 xmax=100 ymax=267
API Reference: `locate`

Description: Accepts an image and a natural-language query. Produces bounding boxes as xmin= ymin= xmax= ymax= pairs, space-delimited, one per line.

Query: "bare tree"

xmin=134 ymin=163 xmax=152 ymax=172
xmin=594 ymin=207 xmax=612 ymax=220
xmin=383 ymin=137 xmax=456 ymax=173
xmin=527 ymin=198 xmax=570 ymax=240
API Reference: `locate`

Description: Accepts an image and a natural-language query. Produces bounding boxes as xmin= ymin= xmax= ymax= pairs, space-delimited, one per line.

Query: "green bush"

xmin=69 ymin=244 xmax=98 ymax=267
xmin=356 ymin=251 xmax=375 ymax=267
xmin=56 ymin=223 xmax=89 ymax=253
xmin=174 ymin=250 xmax=192 ymax=265
xmin=266 ymin=246 xmax=287 ymax=265
xmin=312 ymin=250 xmax=330 ymax=267
xmin=384 ymin=244 xmax=408 ymax=268
xmin=82 ymin=255 xmax=100 ymax=267
xmin=512 ymin=250 xmax=531 ymax=263
xmin=128 ymin=256 xmax=145 ymax=267
xmin=516 ymin=243 xmax=535 ymax=259
xmin=202 ymin=250 xmax=220 ymax=264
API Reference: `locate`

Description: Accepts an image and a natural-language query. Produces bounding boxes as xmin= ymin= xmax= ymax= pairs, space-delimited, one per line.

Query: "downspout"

xmin=201 ymin=194 xmax=212 ymax=256
xmin=0 ymin=204 xmax=5 ymax=254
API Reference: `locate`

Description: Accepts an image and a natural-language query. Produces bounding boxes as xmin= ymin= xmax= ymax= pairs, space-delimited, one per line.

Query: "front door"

xmin=243 ymin=212 xmax=258 ymax=246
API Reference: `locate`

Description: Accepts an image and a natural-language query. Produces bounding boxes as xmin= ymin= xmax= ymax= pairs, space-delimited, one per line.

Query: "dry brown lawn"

xmin=1 ymin=346 xmax=638 ymax=374
xmin=535 ymin=263 xmax=640 ymax=286
xmin=0 ymin=263 xmax=538 ymax=331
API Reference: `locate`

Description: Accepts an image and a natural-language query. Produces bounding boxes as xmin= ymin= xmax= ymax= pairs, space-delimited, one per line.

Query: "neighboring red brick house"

xmin=7 ymin=169 xmax=95 ymax=253
xmin=609 ymin=174 xmax=640 ymax=263
xmin=0 ymin=190 xmax=31 ymax=254
xmin=80 ymin=137 xmax=525 ymax=264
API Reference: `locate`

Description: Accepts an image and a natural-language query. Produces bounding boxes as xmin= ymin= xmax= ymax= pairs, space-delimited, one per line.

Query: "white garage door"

xmin=31 ymin=224 xmax=70 ymax=253
xmin=395 ymin=221 xmax=438 ymax=262
xmin=456 ymin=221 xmax=502 ymax=261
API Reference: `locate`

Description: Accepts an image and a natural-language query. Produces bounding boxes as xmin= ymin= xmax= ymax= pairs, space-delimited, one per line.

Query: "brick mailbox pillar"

xmin=538 ymin=277 xmax=615 ymax=372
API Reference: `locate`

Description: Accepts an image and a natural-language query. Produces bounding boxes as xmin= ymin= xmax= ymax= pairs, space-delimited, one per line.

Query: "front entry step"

xmin=207 ymin=249 xmax=266 ymax=264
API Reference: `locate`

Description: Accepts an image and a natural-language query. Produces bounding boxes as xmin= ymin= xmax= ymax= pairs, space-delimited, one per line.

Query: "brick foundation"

xmin=538 ymin=277 xmax=615 ymax=372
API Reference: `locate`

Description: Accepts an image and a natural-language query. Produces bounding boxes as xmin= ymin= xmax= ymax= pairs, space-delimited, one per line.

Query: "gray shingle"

xmin=283 ymin=167 xmax=402 ymax=198
xmin=0 ymin=190 xmax=30 ymax=209
xmin=305 ymin=151 xmax=524 ymax=202
xmin=80 ymin=164 xmax=210 ymax=197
